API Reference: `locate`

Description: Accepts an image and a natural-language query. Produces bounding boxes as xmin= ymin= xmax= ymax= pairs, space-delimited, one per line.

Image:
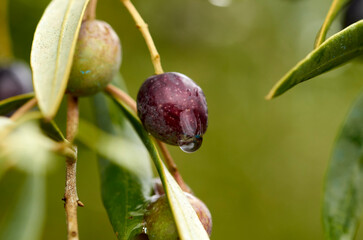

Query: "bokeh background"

xmin=1 ymin=0 xmax=363 ymax=239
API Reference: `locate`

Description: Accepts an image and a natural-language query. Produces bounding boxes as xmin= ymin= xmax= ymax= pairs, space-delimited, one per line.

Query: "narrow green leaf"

xmin=107 ymin=92 xmax=210 ymax=240
xmin=90 ymin=87 xmax=153 ymax=239
xmin=31 ymin=0 xmax=89 ymax=119
xmin=78 ymin=119 xmax=152 ymax=239
xmin=323 ymin=92 xmax=363 ymax=239
xmin=0 ymin=93 xmax=34 ymax=116
xmin=0 ymin=116 xmax=13 ymax=130
xmin=0 ymin=173 xmax=46 ymax=240
xmin=315 ymin=0 xmax=350 ymax=48
xmin=99 ymin=160 xmax=150 ymax=240
xmin=0 ymin=117 xmax=13 ymax=180
xmin=267 ymin=20 xmax=363 ymax=100
xmin=0 ymin=114 xmax=57 ymax=174
xmin=78 ymin=120 xmax=152 ymax=186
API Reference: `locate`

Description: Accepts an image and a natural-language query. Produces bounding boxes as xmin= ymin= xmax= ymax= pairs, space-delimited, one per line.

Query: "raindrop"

xmin=179 ymin=136 xmax=203 ymax=153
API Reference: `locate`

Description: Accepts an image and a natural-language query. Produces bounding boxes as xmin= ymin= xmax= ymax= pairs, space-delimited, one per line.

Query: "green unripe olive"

xmin=144 ymin=193 xmax=212 ymax=240
xmin=66 ymin=20 xmax=121 ymax=96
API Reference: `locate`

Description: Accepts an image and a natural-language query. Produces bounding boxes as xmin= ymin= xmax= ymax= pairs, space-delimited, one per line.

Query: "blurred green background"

xmin=1 ymin=0 xmax=363 ymax=239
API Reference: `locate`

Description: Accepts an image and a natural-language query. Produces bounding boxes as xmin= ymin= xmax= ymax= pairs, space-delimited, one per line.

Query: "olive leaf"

xmin=88 ymin=79 xmax=154 ymax=240
xmin=0 ymin=173 xmax=46 ymax=240
xmin=0 ymin=117 xmax=13 ymax=131
xmin=107 ymin=92 xmax=210 ymax=240
xmin=78 ymin=119 xmax=152 ymax=188
xmin=0 ymin=93 xmax=34 ymax=116
xmin=0 ymin=117 xmax=14 ymax=180
xmin=40 ymin=120 xmax=66 ymax=142
xmin=77 ymin=117 xmax=153 ymax=239
xmin=323 ymin=91 xmax=363 ymax=240
xmin=267 ymin=20 xmax=363 ymax=100
xmin=0 ymin=115 xmax=55 ymax=240
xmin=31 ymin=0 xmax=89 ymax=119
xmin=0 ymin=113 xmax=58 ymax=174
xmin=315 ymin=0 xmax=350 ymax=48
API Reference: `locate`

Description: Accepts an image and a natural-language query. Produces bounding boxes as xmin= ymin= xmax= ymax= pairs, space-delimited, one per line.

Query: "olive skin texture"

xmin=0 ymin=62 xmax=33 ymax=101
xmin=144 ymin=193 xmax=212 ymax=240
xmin=66 ymin=20 xmax=121 ymax=96
xmin=343 ymin=0 xmax=363 ymax=28
xmin=137 ymin=72 xmax=208 ymax=152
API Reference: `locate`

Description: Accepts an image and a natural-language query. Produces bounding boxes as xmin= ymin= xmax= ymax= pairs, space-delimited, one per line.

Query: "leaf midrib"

xmin=296 ymin=47 xmax=363 ymax=81
xmin=270 ymin=44 xmax=363 ymax=98
xmin=51 ymin=0 xmax=75 ymax=104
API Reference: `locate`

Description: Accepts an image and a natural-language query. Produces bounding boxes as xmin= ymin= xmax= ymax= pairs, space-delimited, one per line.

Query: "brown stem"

xmin=83 ymin=0 xmax=97 ymax=21
xmin=105 ymin=84 xmax=137 ymax=112
xmin=120 ymin=0 xmax=164 ymax=75
xmin=104 ymin=84 xmax=191 ymax=192
xmin=118 ymin=0 xmax=194 ymax=193
xmin=64 ymin=95 xmax=82 ymax=240
xmin=10 ymin=98 xmax=37 ymax=121
xmin=314 ymin=0 xmax=341 ymax=48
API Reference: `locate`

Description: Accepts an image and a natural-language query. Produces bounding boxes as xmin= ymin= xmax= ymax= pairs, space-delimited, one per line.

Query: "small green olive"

xmin=67 ymin=20 xmax=121 ymax=96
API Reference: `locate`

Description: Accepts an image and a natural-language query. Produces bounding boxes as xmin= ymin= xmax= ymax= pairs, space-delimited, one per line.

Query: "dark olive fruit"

xmin=342 ymin=0 xmax=363 ymax=28
xmin=66 ymin=20 xmax=121 ymax=96
xmin=0 ymin=62 xmax=33 ymax=101
xmin=137 ymin=72 xmax=208 ymax=153
xmin=144 ymin=193 xmax=212 ymax=240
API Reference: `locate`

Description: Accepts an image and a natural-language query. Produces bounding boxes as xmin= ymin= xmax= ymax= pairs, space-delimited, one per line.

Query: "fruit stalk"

xmin=83 ymin=0 xmax=98 ymax=21
xmin=120 ymin=0 xmax=164 ymax=74
xmin=64 ymin=95 xmax=83 ymax=240
xmin=105 ymin=84 xmax=191 ymax=192
xmin=314 ymin=0 xmax=346 ymax=48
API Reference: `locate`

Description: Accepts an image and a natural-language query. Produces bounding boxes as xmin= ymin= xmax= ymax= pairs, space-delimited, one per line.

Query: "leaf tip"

xmin=265 ymin=90 xmax=275 ymax=100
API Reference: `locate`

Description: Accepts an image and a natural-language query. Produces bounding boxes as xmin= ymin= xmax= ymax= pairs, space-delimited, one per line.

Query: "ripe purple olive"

xmin=137 ymin=72 xmax=208 ymax=152
xmin=144 ymin=193 xmax=212 ymax=239
xmin=66 ymin=20 xmax=121 ymax=96
xmin=0 ymin=62 xmax=33 ymax=101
